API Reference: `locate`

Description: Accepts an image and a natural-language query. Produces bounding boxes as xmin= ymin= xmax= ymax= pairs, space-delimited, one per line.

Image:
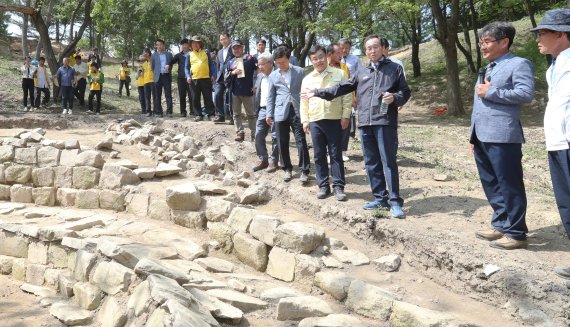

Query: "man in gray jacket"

xmin=470 ymin=22 xmax=535 ymax=250
xmin=304 ymin=34 xmax=410 ymax=217
xmin=151 ymin=39 xmax=174 ymax=117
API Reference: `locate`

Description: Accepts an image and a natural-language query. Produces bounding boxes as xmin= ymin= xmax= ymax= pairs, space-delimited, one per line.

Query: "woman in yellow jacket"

xmin=117 ymin=60 xmax=130 ymax=97
xmin=87 ymin=63 xmax=104 ymax=114
xmin=142 ymin=48 xmax=155 ymax=116
xmin=135 ymin=55 xmax=146 ymax=114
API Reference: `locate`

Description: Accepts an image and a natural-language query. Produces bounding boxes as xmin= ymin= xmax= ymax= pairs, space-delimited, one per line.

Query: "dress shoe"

xmin=235 ymin=132 xmax=245 ymax=142
xmin=213 ymin=116 xmax=225 ymax=123
xmin=266 ymin=162 xmax=279 ymax=173
xmin=363 ymin=199 xmax=390 ymax=210
xmin=193 ymin=116 xmax=203 ymax=122
xmin=316 ymin=187 xmax=331 ymax=199
xmin=283 ymin=170 xmax=293 ymax=182
xmin=228 ymin=118 xmax=235 ymax=125
xmin=554 ymin=266 xmax=570 ymax=280
xmin=253 ymin=161 xmax=269 ymax=172
xmin=146 ymin=112 xmax=153 ymax=117
xmin=333 ymin=187 xmax=347 ymax=201
xmin=489 ymin=236 xmax=528 ymax=250
xmin=475 ymin=229 xmax=504 ymax=241
xmin=390 ymin=205 xmax=405 ymax=218
xmin=180 ymin=112 xmax=187 ymax=117
xmin=299 ymin=172 xmax=309 ymax=184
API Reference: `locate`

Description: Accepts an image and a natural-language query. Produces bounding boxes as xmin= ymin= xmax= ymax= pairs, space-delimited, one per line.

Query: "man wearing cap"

xmin=185 ymin=35 xmax=216 ymax=121
xmin=224 ymin=39 xmax=258 ymax=142
xmin=151 ymin=39 xmax=174 ymax=117
xmin=170 ymin=38 xmax=192 ymax=117
xmin=470 ymin=22 xmax=535 ymax=250
xmin=213 ymin=32 xmax=235 ymax=123
xmin=532 ymin=8 xmax=570 ymax=278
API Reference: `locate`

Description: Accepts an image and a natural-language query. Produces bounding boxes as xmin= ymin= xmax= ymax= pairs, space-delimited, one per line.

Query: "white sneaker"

xmin=68 ymin=109 xmax=72 ymax=115
xmin=23 ymin=106 xmax=28 ymax=112
xmin=62 ymin=109 xmax=68 ymax=114
xmin=27 ymin=106 xmax=32 ymax=111
xmin=342 ymin=151 xmax=349 ymax=162
xmin=87 ymin=110 xmax=93 ymax=114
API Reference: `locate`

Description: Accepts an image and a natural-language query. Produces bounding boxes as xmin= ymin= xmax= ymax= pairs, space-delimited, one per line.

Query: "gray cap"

xmin=530 ymin=9 xmax=570 ymax=32
xmin=231 ymin=39 xmax=244 ymax=47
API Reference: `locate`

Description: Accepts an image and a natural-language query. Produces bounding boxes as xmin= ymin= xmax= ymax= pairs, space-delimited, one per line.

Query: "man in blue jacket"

xmin=213 ymin=33 xmax=234 ymax=123
xmin=304 ymin=34 xmax=411 ymax=217
xmin=151 ymin=39 xmax=174 ymax=117
xmin=470 ymin=22 xmax=535 ymax=250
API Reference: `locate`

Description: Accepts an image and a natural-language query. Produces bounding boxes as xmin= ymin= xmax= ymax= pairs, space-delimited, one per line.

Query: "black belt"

xmin=259 ymin=106 xmax=266 ymax=109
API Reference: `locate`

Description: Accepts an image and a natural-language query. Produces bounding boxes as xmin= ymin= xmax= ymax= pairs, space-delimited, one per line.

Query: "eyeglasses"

xmin=478 ymin=38 xmax=504 ymax=47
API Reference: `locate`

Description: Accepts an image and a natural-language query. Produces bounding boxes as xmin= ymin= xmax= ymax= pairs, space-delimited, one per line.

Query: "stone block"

xmin=0 ymin=164 xmax=4 ymax=183
xmin=5 ymin=165 xmax=32 ymax=184
xmin=99 ymin=189 xmax=126 ymax=211
xmin=314 ymin=271 xmax=354 ymax=301
xmin=240 ymin=183 xmax=271 ymax=204
xmin=0 ymin=145 xmax=15 ymax=162
xmin=171 ymin=210 xmax=206 ymax=229
xmin=75 ymin=150 xmax=105 ymax=168
xmin=32 ymin=167 xmax=55 ymax=187
xmin=32 ymin=187 xmax=56 ymax=206
xmin=133 ymin=168 xmax=155 ymax=179
xmin=345 ymin=279 xmax=396 ymax=320
xmin=126 ymin=193 xmax=149 ymax=217
xmin=27 ymin=240 xmax=49 ymax=264
xmin=14 ymin=147 xmax=37 ymax=165
xmin=165 ymin=183 xmax=202 ymax=211
xmin=274 ymin=222 xmax=326 ymax=254
xmin=92 ymin=261 xmax=134 ymax=295
xmin=260 ymin=287 xmax=301 ymax=304
xmin=134 ymin=258 xmax=190 ymax=284
xmin=331 ymin=249 xmax=370 ymax=266
xmin=65 ymin=139 xmax=80 ymax=149
xmin=266 ymin=247 xmax=296 ymax=282
xmin=205 ymin=289 xmax=268 ymax=312
xmin=59 ymin=271 xmax=75 ymax=297
xmin=373 ymin=254 xmax=402 ymax=272
xmin=299 ymin=314 xmax=365 ymax=327
xmin=74 ymin=250 xmax=97 ymax=282
xmin=295 ymin=254 xmax=321 ymax=290
xmin=49 ymin=302 xmax=93 ymax=326
xmin=208 ymin=222 xmax=236 ymax=253
xmin=44 ymin=268 xmax=63 ymax=289
xmin=276 ymin=296 xmax=333 ymax=321
xmin=48 ymin=244 xmax=69 ymax=268
xmin=390 ymin=300 xmax=453 ymax=327
xmin=249 ymin=215 xmax=282 ymax=246
xmin=72 ymin=166 xmax=101 ymax=189
xmin=73 ymin=282 xmax=104 ymax=310
xmin=155 ymin=162 xmax=182 ymax=177
xmin=194 ymin=257 xmax=235 ymax=273
xmin=147 ymin=198 xmax=171 ymax=221
xmin=204 ymin=197 xmax=236 ymax=222
xmin=227 ymin=207 xmax=255 ymax=233
xmin=56 ymin=188 xmax=77 ymax=207
xmin=75 ymin=189 xmax=100 ymax=209
xmin=25 ymin=263 xmax=47 ymax=285
xmin=0 ymin=255 xmax=14 ymax=274
xmin=60 ymin=149 xmax=81 ymax=166
xmin=37 ymin=146 xmax=61 ymax=167
xmin=127 ymin=280 xmax=152 ymax=317
xmin=0 ymin=185 xmax=10 ymax=200
xmin=99 ymin=164 xmax=140 ymax=189
xmin=232 ymin=232 xmax=268 ymax=271
xmin=10 ymin=184 xmax=33 ymax=203
xmin=0 ymin=230 xmax=29 ymax=257
xmin=97 ymin=296 xmax=127 ymax=327
xmin=12 ymin=258 xmax=27 ymax=281
xmin=54 ymin=166 xmax=73 ymax=188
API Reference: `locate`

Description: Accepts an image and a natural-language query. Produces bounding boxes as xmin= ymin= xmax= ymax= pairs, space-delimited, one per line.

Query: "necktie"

xmin=342 ymin=56 xmax=347 ymax=64
xmin=27 ymin=67 xmax=30 ymax=78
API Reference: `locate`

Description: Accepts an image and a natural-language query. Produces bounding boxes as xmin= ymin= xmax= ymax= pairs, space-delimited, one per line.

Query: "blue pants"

xmin=360 ymin=125 xmax=402 ymax=206
xmin=255 ymin=116 xmax=279 ymax=164
xmin=137 ymin=86 xmax=145 ymax=113
xmin=153 ymin=73 xmax=172 ymax=115
xmin=311 ymin=120 xmax=345 ymax=189
xmin=473 ymin=138 xmax=528 ymax=240
xmin=214 ymin=83 xmax=231 ymax=117
xmin=549 ymin=148 xmax=570 ymax=239
xmin=144 ymin=82 xmax=155 ymax=114
xmin=61 ymin=86 xmax=74 ymax=110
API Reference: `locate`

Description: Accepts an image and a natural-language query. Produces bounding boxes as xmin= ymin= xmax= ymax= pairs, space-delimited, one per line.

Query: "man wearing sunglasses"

xmin=470 ymin=22 xmax=535 ymax=250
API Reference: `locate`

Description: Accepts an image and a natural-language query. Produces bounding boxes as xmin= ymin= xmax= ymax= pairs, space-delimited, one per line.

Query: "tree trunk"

xmin=21 ymin=0 xmax=30 ymax=57
xmin=410 ymin=17 xmax=421 ymax=77
xmin=524 ymin=0 xmax=537 ymax=28
xmin=58 ymin=0 xmax=92 ymax=62
xmin=468 ymin=0 xmax=481 ymax=70
xmin=68 ymin=0 xmax=85 ymax=43
xmin=456 ymin=38 xmax=476 ymax=73
xmin=55 ymin=19 xmax=59 ymax=43
xmin=35 ymin=0 xmax=54 ymax=60
xmin=180 ymin=0 xmax=186 ymax=37
xmin=429 ymin=0 xmax=465 ymax=116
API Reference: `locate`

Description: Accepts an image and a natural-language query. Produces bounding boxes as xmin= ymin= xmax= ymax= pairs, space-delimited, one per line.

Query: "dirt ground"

xmin=0 ymin=53 xmax=569 ymax=326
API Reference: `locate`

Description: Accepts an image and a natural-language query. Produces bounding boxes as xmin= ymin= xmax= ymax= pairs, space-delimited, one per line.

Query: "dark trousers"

xmin=74 ymin=78 xmax=86 ymax=105
xmin=177 ymin=77 xmax=191 ymax=116
xmin=473 ymin=136 xmax=528 ymax=240
xmin=548 ymin=148 xmax=570 ymax=239
xmin=22 ymin=78 xmax=34 ymax=107
xmin=61 ymin=86 xmax=74 ymax=110
xmin=144 ymin=82 xmax=155 ymax=115
xmin=137 ymin=86 xmax=146 ymax=113
xmin=153 ymin=74 xmax=172 ymax=115
xmin=214 ymin=82 xmax=229 ymax=117
xmin=190 ymin=78 xmax=214 ymax=117
xmin=119 ymin=79 xmax=130 ymax=96
xmin=255 ymin=114 xmax=279 ymax=163
xmin=34 ymin=87 xmax=50 ymax=107
xmin=311 ymin=119 xmax=345 ymax=189
xmin=274 ymin=109 xmax=310 ymax=173
xmin=341 ymin=112 xmax=356 ymax=151
xmin=88 ymin=90 xmax=102 ymax=113
xmin=360 ymin=125 xmax=402 ymax=207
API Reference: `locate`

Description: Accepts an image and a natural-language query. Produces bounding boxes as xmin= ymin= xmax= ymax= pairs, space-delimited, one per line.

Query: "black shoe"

xmin=316 ymin=187 xmax=331 ymax=199
xmin=228 ymin=119 xmax=234 ymax=125
xmin=146 ymin=112 xmax=153 ymax=117
xmin=193 ymin=116 xmax=203 ymax=122
xmin=333 ymin=187 xmax=347 ymax=201
xmin=299 ymin=172 xmax=309 ymax=184
xmin=213 ymin=116 xmax=225 ymax=123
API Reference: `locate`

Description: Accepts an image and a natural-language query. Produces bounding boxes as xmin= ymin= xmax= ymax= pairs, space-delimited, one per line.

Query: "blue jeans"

xmin=548 ymin=148 xmax=570 ymax=239
xmin=360 ymin=125 xmax=402 ymax=206
xmin=473 ymin=137 xmax=528 ymax=240
xmin=214 ymin=83 xmax=230 ymax=117
xmin=153 ymin=73 xmax=172 ymax=115
xmin=311 ymin=120 xmax=345 ymax=189
xmin=61 ymin=86 xmax=74 ymax=110
xmin=137 ymin=86 xmax=145 ymax=113
xmin=143 ymin=82 xmax=155 ymax=114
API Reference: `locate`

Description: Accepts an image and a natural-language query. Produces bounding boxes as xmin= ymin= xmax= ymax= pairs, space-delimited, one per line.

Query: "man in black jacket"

xmin=303 ymin=34 xmax=411 ymax=217
xmin=170 ymin=38 xmax=192 ymax=117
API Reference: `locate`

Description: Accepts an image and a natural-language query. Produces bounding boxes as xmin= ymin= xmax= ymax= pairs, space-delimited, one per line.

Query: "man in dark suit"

xmin=253 ymin=52 xmax=279 ymax=172
xmin=213 ymin=32 xmax=234 ymax=123
xmin=471 ymin=22 xmax=535 ymax=250
xmin=169 ymin=38 xmax=192 ymax=117
xmin=151 ymin=39 xmax=174 ymax=117
xmin=266 ymin=46 xmax=311 ymax=183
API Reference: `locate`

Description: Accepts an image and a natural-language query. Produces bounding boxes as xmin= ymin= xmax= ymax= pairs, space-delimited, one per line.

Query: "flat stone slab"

xmin=189 ymin=288 xmax=244 ymax=324
xmin=299 ymin=314 xmax=365 ymax=327
xmin=134 ymin=168 xmax=155 ymax=179
xmin=49 ymin=302 xmax=93 ymax=326
xmin=193 ymin=180 xmax=228 ymax=195
xmin=20 ymin=283 xmax=57 ymax=298
xmin=194 ymin=257 xmax=235 ymax=273
xmin=277 ymin=296 xmax=333 ymax=321
xmin=0 ymin=202 xmax=26 ymax=215
xmin=330 ymin=249 xmax=370 ymax=266
xmin=134 ymin=258 xmax=190 ymax=284
xmin=63 ymin=217 xmax=105 ymax=231
xmin=260 ymin=287 xmax=302 ymax=303
xmin=205 ymin=289 xmax=268 ymax=312
xmin=155 ymin=162 xmax=182 ymax=177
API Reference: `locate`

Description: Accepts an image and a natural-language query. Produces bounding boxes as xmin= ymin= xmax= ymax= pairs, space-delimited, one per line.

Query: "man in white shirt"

xmin=21 ymin=56 xmax=36 ymax=111
xmin=533 ymin=8 xmax=570 ymax=279
xmin=73 ymin=55 xmax=88 ymax=106
xmin=34 ymin=57 xmax=51 ymax=108
xmin=338 ymin=38 xmax=362 ymax=78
